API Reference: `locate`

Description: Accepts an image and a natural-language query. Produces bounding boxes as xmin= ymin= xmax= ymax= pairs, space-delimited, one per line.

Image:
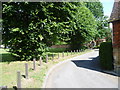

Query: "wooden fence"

xmin=1 ymin=49 xmax=82 ymax=89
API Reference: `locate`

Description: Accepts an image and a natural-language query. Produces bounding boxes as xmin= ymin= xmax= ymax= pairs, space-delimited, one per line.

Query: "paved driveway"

xmin=44 ymin=49 xmax=118 ymax=88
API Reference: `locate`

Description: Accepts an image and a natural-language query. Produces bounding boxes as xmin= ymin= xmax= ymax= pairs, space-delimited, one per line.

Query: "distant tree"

xmin=68 ymin=3 xmax=97 ymax=50
xmin=85 ymin=1 xmax=112 ymax=44
xmin=95 ymin=16 xmax=112 ymax=41
xmin=84 ymin=1 xmax=104 ymax=18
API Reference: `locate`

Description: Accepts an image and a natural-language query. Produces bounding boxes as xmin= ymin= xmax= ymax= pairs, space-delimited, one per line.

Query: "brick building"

xmin=110 ymin=0 xmax=120 ymax=73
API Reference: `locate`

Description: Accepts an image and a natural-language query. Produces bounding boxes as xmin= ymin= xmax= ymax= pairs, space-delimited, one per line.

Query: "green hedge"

xmin=99 ymin=42 xmax=114 ymax=70
xmin=47 ymin=48 xmax=68 ymax=52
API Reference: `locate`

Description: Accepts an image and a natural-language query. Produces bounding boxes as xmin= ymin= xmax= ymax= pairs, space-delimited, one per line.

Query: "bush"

xmin=99 ymin=42 xmax=114 ymax=70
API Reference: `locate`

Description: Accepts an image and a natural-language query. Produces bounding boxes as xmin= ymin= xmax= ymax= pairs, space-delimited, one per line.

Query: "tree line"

xmin=2 ymin=1 xmax=111 ymax=60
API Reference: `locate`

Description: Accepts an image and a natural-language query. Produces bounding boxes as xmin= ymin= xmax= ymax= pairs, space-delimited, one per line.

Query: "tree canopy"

xmin=84 ymin=0 xmax=104 ymax=18
xmin=2 ymin=2 xmax=106 ymax=60
xmin=85 ymin=1 xmax=111 ymax=42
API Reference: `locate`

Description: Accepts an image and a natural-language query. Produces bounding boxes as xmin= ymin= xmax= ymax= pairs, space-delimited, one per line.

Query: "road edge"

xmin=42 ymin=50 xmax=94 ymax=88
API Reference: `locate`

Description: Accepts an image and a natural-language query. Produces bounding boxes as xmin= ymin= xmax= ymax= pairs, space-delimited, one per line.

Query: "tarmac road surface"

xmin=44 ymin=49 xmax=118 ymax=88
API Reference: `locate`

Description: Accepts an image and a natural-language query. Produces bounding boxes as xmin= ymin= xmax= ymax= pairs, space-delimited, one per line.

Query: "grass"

xmin=0 ymin=48 xmax=91 ymax=88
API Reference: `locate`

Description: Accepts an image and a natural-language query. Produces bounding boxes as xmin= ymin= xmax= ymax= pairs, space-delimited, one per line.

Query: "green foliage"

xmin=99 ymin=42 xmax=114 ymax=70
xmin=55 ymin=41 xmax=67 ymax=45
xmin=0 ymin=49 xmax=16 ymax=62
xmin=85 ymin=1 xmax=112 ymax=43
xmin=48 ymin=48 xmax=67 ymax=52
xmin=68 ymin=4 xmax=97 ymax=50
xmin=93 ymin=45 xmax=100 ymax=49
xmin=85 ymin=1 xmax=104 ymax=18
xmin=2 ymin=2 xmax=97 ymax=60
xmin=2 ymin=3 xmax=49 ymax=60
xmin=95 ymin=16 xmax=112 ymax=40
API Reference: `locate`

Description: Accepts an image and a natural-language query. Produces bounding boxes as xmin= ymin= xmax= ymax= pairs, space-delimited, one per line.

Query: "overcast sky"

xmin=100 ymin=0 xmax=114 ymax=17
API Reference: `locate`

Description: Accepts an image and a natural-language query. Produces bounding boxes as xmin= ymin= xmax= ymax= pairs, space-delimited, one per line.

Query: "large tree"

xmin=2 ymin=2 xmax=97 ymax=60
xmin=67 ymin=3 xmax=97 ymax=50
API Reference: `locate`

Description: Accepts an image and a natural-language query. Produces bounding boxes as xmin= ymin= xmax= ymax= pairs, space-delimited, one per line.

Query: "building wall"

xmin=112 ymin=20 xmax=120 ymax=73
xmin=113 ymin=20 xmax=120 ymax=48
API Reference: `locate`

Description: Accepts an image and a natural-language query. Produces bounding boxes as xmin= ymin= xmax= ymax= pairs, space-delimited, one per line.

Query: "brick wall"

xmin=112 ymin=20 xmax=120 ymax=73
xmin=113 ymin=20 xmax=120 ymax=48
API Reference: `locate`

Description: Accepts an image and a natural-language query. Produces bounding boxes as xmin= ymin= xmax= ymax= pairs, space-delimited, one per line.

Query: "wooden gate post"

xmin=17 ymin=71 xmax=21 ymax=88
xmin=25 ymin=63 xmax=28 ymax=79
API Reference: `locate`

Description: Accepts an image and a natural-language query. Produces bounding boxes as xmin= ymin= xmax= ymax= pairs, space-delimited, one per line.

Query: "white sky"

xmin=100 ymin=0 xmax=114 ymax=17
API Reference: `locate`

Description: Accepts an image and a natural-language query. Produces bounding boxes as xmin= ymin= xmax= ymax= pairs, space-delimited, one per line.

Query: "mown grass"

xmin=0 ymin=48 xmax=91 ymax=88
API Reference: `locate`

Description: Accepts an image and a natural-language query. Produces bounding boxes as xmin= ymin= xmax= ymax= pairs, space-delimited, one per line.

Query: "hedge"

xmin=99 ymin=42 xmax=114 ymax=70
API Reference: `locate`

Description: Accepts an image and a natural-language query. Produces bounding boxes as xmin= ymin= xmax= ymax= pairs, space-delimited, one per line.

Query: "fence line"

xmin=4 ymin=49 xmax=82 ymax=88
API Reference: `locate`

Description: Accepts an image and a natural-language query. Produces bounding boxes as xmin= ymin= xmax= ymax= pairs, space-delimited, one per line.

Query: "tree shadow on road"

xmin=71 ymin=56 xmax=118 ymax=76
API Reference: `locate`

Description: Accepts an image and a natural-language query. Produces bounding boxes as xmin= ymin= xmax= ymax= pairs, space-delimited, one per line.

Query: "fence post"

xmin=46 ymin=55 xmax=48 ymax=63
xmin=74 ymin=50 xmax=75 ymax=54
xmin=71 ymin=51 xmax=72 ymax=55
xmin=67 ymin=51 xmax=68 ymax=56
xmin=62 ymin=52 xmax=64 ymax=57
xmin=58 ymin=53 xmax=60 ymax=59
xmin=52 ymin=54 xmax=54 ymax=61
xmin=25 ymin=63 xmax=28 ymax=79
xmin=39 ymin=56 xmax=42 ymax=66
xmin=17 ymin=71 xmax=21 ymax=89
xmin=77 ymin=50 xmax=78 ymax=53
xmin=33 ymin=58 xmax=36 ymax=70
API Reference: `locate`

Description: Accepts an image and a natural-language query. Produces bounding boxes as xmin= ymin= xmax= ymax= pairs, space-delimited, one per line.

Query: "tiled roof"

xmin=110 ymin=0 xmax=120 ymax=22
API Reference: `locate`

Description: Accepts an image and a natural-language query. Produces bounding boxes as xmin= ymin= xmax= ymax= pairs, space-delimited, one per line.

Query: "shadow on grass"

xmin=0 ymin=53 xmax=18 ymax=63
xmin=71 ymin=56 xmax=118 ymax=76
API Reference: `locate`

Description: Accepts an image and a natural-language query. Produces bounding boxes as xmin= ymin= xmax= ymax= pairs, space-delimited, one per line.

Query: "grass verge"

xmin=0 ymin=48 xmax=91 ymax=88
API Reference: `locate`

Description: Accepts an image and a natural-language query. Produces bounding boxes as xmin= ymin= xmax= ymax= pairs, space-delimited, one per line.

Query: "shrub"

xmin=99 ymin=42 xmax=114 ymax=70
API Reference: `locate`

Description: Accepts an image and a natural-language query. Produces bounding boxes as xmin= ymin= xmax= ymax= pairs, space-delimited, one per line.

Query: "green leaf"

xmin=11 ymin=28 xmax=20 ymax=32
xmin=38 ymin=34 xmax=44 ymax=41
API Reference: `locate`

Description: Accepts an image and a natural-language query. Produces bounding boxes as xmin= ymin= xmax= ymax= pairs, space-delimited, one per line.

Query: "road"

xmin=44 ymin=49 xmax=118 ymax=88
